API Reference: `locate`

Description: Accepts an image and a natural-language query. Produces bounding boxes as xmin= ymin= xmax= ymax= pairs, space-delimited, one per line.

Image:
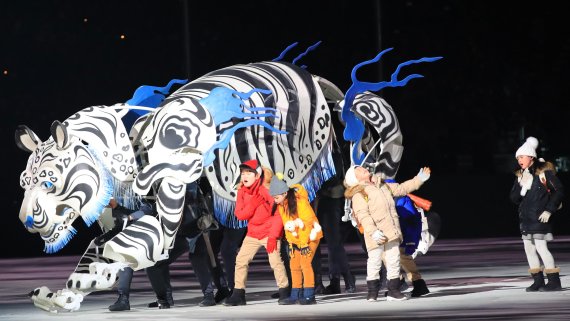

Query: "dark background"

xmin=1 ymin=1 xmax=568 ymax=258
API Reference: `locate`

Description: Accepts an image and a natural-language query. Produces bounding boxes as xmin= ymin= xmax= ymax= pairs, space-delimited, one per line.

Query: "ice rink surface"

xmin=1 ymin=237 xmax=569 ymax=321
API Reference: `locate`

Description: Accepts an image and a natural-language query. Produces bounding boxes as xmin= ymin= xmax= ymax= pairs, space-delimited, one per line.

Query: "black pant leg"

xmin=146 ymin=234 xmax=189 ymax=300
xmin=188 ymin=235 xmax=216 ymax=294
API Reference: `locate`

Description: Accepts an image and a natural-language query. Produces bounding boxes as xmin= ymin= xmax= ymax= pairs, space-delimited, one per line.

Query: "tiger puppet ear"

xmin=15 ymin=125 xmax=41 ymax=153
xmin=50 ymin=120 xmax=72 ymax=150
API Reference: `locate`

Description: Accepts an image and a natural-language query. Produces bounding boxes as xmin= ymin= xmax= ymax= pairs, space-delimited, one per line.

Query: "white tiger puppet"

xmin=15 ymin=42 xmax=440 ymax=312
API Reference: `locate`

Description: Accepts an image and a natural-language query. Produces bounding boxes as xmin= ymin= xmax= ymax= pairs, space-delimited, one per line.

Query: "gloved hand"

xmin=417 ymin=167 xmax=431 ymax=182
xmin=538 ymin=211 xmax=551 ymax=223
xmin=266 ymin=237 xmax=277 ymax=254
xmin=519 ymin=169 xmax=533 ymax=196
xmin=300 ymin=246 xmax=312 ymax=256
xmin=93 ymin=234 xmax=106 ymax=247
xmin=288 ymin=245 xmax=294 ymax=257
xmin=411 ymin=250 xmax=423 ymax=260
xmin=371 ymin=230 xmax=387 ymax=244
xmin=94 ymin=227 xmax=121 ymax=246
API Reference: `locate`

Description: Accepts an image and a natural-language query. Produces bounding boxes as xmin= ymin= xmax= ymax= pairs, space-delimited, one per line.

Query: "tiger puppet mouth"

xmin=37 ymin=206 xmax=80 ymax=254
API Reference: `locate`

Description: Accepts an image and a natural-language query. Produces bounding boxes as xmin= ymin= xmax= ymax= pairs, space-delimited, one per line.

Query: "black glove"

xmin=300 ymin=246 xmax=312 ymax=256
xmin=94 ymin=226 xmax=121 ymax=246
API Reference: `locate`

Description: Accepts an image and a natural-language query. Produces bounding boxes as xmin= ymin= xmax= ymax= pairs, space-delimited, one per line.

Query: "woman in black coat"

xmin=510 ymin=137 xmax=564 ymax=292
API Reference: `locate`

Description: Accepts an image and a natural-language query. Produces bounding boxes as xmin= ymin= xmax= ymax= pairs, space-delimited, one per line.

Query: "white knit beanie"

xmin=344 ymin=165 xmax=361 ymax=187
xmin=515 ymin=137 xmax=539 ymax=158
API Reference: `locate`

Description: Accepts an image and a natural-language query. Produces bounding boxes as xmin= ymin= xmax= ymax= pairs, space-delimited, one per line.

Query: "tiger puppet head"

xmin=15 ymin=106 xmax=138 ymax=254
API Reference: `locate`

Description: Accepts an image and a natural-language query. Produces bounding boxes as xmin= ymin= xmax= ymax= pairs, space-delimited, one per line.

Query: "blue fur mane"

xmin=81 ymin=146 xmax=115 ymax=227
xmin=43 ymin=226 xmax=77 ymax=254
xmin=298 ymin=137 xmax=336 ymax=202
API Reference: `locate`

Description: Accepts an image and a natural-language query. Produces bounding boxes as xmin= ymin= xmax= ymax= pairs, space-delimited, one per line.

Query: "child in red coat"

xmin=224 ymin=160 xmax=289 ymax=306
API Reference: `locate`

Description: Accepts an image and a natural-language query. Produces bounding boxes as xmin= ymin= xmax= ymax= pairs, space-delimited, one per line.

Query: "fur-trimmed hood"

xmin=514 ymin=161 xmax=556 ymax=177
xmin=344 ymin=184 xmax=367 ymax=199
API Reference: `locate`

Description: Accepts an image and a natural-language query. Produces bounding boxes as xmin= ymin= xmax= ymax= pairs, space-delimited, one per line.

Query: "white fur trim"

xmin=309 ymin=222 xmax=322 ymax=241
xmin=294 ymin=218 xmax=304 ymax=229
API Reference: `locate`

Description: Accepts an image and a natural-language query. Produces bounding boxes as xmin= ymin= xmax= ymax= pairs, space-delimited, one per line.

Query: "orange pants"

xmin=289 ymin=240 xmax=320 ymax=288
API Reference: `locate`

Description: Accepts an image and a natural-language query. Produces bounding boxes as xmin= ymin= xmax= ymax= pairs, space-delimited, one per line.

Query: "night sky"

xmin=1 ymin=1 xmax=569 ymax=258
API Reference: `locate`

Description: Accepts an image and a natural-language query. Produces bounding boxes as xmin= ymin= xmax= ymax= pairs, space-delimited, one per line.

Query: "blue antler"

xmin=292 ymin=41 xmax=322 ymax=68
xmin=273 ymin=42 xmax=299 ymax=62
xmin=126 ymin=78 xmax=188 ymax=113
xmin=341 ymin=48 xmax=442 ymax=164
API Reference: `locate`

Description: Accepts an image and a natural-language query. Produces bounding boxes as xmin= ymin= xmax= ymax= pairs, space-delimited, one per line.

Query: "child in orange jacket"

xmin=270 ymin=174 xmax=323 ymax=305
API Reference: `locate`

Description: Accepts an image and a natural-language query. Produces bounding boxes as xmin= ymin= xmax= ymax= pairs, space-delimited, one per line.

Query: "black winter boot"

xmin=223 ymin=288 xmax=246 ymax=306
xmin=271 ymin=285 xmax=291 ymax=299
xmin=342 ymin=271 xmax=356 ymax=293
xmin=411 ymin=279 xmax=430 ymax=297
xmin=277 ymin=287 xmax=291 ymax=304
xmin=526 ymin=268 xmax=545 ymax=292
xmin=108 ymin=293 xmax=130 ymax=311
xmin=280 ymin=288 xmax=300 ymax=305
xmin=199 ymin=292 xmax=216 ymax=307
xmin=399 ymin=276 xmax=409 ymax=292
xmin=366 ymin=279 xmax=380 ymax=301
xmin=314 ymin=273 xmax=325 ymax=295
xmin=148 ymin=287 xmax=174 ymax=308
xmin=156 ymin=299 xmax=170 ymax=309
xmin=214 ymin=287 xmax=231 ymax=303
xmin=324 ymin=275 xmax=341 ymax=294
xmin=539 ymin=268 xmax=562 ymax=292
xmin=386 ymin=278 xmax=407 ymax=301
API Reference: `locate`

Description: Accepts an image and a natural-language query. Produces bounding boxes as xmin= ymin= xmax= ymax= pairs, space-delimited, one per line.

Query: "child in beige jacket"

xmin=344 ymin=165 xmax=431 ymax=301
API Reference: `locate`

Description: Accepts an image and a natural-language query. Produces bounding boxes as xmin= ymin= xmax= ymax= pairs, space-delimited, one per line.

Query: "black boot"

xmin=108 ymin=293 xmax=130 ymax=311
xmin=148 ymin=287 xmax=174 ymax=308
xmin=214 ymin=287 xmax=231 ymax=303
xmin=386 ymin=278 xmax=407 ymax=301
xmin=277 ymin=287 xmax=291 ymax=305
xmin=271 ymin=285 xmax=291 ymax=299
xmin=411 ymin=279 xmax=430 ymax=297
xmin=314 ymin=274 xmax=325 ymax=295
xmin=223 ymin=288 xmax=246 ymax=306
xmin=280 ymin=288 xmax=300 ymax=305
xmin=157 ymin=299 xmax=170 ymax=309
xmin=366 ymin=279 xmax=380 ymax=301
xmin=399 ymin=276 xmax=409 ymax=292
xmin=199 ymin=292 xmax=216 ymax=307
xmin=324 ymin=275 xmax=341 ymax=294
xmin=539 ymin=268 xmax=562 ymax=292
xmin=526 ymin=268 xmax=545 ymax=292
xmin=342 ymin=271 xmax=356 ymax=293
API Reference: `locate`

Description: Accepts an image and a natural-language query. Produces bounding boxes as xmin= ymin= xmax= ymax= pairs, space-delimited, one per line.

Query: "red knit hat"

xmin=239 ymin=159 xmax=261 ymax=174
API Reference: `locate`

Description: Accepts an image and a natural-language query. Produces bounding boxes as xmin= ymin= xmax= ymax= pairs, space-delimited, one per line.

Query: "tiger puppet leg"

xmin=28 ymin=239 xmax=129 ymax=312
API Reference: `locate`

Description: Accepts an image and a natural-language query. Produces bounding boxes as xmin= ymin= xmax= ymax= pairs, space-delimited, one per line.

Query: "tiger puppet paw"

xmin=28 ymin=286 xmax=84 ymax=312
